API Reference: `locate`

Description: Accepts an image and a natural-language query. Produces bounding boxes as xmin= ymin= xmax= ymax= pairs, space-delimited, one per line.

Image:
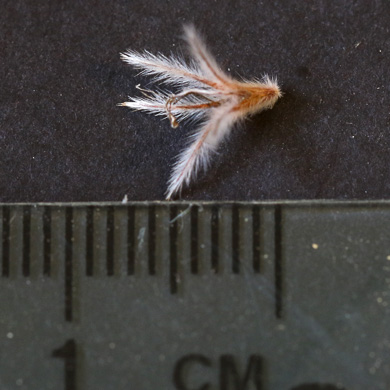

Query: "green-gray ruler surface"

xmin=0 ymin=201 xmax=389 ymax=390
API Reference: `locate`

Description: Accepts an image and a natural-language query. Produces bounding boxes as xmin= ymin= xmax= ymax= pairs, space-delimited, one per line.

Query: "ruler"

xmin=0 ymin=201 xmax=389 ymax=390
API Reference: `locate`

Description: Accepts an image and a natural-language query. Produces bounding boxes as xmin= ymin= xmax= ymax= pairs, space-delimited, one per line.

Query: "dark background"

xmin=1 ymin=0 xmax=389 ymax=202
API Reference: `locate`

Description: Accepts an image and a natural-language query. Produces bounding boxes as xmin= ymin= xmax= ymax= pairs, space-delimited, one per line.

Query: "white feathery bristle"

xmin=120 ymin=92 xmax=210 ymax=122
xmin=183 ymin=24 xmax=231 ymax=85
xmin=166 ymin=104 xmax=239 ymax=199
xmin=120 ymin=50 xmax=203 ymax=88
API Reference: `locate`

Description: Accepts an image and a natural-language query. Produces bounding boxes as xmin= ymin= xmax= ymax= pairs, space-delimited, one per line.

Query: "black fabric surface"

xmin=1 ymin=0 xmax=389 ymax=202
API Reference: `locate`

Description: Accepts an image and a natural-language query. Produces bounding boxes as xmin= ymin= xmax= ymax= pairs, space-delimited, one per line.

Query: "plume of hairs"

xmin=120 ymin=25 xmax=282 ymax=199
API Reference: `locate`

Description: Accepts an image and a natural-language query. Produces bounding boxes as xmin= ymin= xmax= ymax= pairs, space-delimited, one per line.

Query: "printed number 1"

xmin=52 ymin=339 xmax=77 ymax=390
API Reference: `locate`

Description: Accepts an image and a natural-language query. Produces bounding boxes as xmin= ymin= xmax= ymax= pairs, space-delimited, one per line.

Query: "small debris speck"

xmin=312 ymin=243 xmax=319 ymax=249
xmin=6 ymin=332 xmax=14 ymax=339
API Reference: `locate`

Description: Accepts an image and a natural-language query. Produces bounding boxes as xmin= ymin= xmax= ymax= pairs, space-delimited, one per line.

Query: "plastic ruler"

xmin=0 ymin=201 xmax=389 ymax=390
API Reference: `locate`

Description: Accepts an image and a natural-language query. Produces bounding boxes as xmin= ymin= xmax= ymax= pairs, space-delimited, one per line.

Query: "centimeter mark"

xmin=0 ymin=204 xmax=283 ymax=320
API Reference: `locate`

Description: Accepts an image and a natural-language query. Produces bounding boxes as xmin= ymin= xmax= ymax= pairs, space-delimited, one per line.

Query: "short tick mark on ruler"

xmin=106 ymin=206 xmax=114 ymax=276
xmin=43 ymin=206 xmax=52 ymax=276
xmin=2 ymin=206 xmax=10 ymax=277
xmin=22 ymin=206 xmax=31 ymax=277
xmin=85 ymin=206 xmax=94 ymax=276
xmin=65 ymin=207 xmax=73 ymax=322
xmin=190 ymin=205 xmax=198 ymax=274
xmin=252 ymin=205 xmax=261 ymax=273
xmin=170 ymin=205 xmax=179 ymax=294
xmin=127 ymin=206 xmax=135 ymax=275
xmin=274 ymin=205 xmax=283 ymax=319
xmin=232 ymin=204 xmax=240 ymax=274
xmin=148 ymin=205 xmax=156 ymax=275
xmin=211 ymin=205 xmax=219 ymax=273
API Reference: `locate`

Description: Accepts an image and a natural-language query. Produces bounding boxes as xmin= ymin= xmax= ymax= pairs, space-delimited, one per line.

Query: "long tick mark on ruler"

xmin=120 ymin=25 xmax=282 ymax=199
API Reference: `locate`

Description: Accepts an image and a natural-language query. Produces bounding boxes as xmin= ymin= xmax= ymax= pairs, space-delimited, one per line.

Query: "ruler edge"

xmin=0 ymin=200 xmax=389 ymax=207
